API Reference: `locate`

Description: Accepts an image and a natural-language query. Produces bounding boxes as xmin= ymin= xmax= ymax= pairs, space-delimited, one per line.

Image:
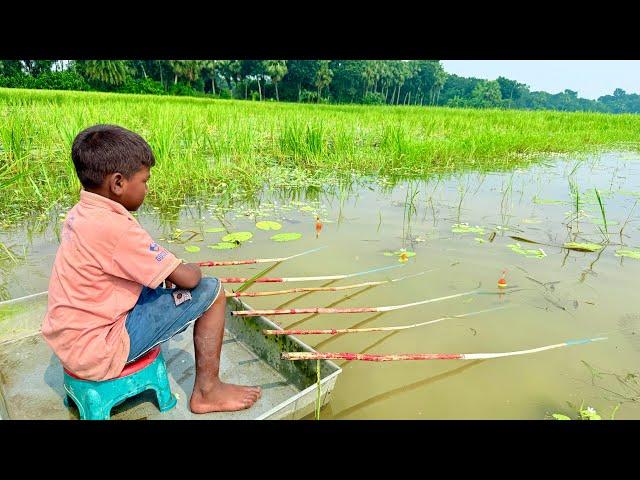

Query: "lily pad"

xmin=615 ymin=249 xmax=640 ymax=259
xmin=507 ymin=243 xmax=546 ymax=259
xmin=208 ymin=242 xmax=239 ymax=250
xmin=300 ymin=206 xmax=315 ymax=212
xmin=256 ymin=221 xmax=282 ymax=231
xmin=204 ymin=227 xmax=225 ymax=233
xmin=222 ymin=231 xmax=253 ymax=242
xmin=474 ymin=237 xmax=487 ymax=243
xmin=552 ymin=414 xmax=571 ymax=420
xmin=452 ymin=223 xmax=485 ymax=235
xmin=184 ymin=245 xmax=201 ymax=253
xmin=563 ymin=242 xmax=603 ymax=252
xmin=270 ymin=232 xmax=302 ymax=242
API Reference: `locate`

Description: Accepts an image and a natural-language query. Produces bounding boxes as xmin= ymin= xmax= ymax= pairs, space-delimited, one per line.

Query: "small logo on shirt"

xmin=149 ymin=242 xmax=159 ymax=252
xmin=155 ymin=251 xmax=168 ymax=262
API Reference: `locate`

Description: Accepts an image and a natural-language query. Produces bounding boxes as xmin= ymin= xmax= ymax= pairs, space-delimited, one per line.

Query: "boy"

xmin=42 ymin=124 xmax=261 ymax=414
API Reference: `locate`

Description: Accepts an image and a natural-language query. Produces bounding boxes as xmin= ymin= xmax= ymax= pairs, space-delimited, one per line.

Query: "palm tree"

xmin=168 ymin=60 xmax=202 ymax=86
xmin=315 ymin=60 xmax=333 ymax=102
xmin=82 ymin=60 xmax=131 ymax=86
xmin=432 ymin=63 xmax=448 ymax=106
xmin=264 ymin=60 xmax=288 ymax=101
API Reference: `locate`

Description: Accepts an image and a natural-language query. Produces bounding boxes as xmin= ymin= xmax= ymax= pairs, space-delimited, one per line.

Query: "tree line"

xmin=1 ymin=60 xmax=639 ymax=114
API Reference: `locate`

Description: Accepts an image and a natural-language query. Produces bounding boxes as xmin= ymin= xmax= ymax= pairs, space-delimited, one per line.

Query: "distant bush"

xmin=362 ymin=92 xmax=385 ymax=105
xmin=0 ymin=71 xmax=90 ymax=91
xmin=218 ymin=88 xmax=232 ymax=99
xmin=118 ymin=78 xmax=166 ymax=95
xmin=299 ymin=90 xmax=319 ymax=103
xmin=168 ymin=82 xmax=198 ymax=96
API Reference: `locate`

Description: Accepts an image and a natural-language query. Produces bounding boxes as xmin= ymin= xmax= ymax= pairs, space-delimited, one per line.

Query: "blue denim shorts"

xmin=125 ymin=277 xmax=222 ymax=363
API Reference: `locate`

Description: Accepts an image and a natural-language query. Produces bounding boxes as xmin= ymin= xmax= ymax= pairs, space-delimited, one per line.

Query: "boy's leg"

xmin=189 ymin=286 xmax=261 ymax=414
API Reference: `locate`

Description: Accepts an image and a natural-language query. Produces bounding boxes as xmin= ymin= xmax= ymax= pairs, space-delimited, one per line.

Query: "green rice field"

xmin=2 ymin=87 xmax=640 ymax=226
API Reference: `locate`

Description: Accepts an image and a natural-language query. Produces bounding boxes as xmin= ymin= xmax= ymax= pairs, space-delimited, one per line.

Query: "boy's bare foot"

xmin=189 ymin=379 xmax=261 ymax=414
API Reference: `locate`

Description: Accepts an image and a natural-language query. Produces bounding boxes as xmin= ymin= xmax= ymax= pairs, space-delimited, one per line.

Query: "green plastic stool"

xmin=63 ymin=346 xmax=177 ymax=420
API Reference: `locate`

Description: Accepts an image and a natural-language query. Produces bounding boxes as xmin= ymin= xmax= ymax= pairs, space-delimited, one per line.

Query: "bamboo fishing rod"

xmin=281 ymin=337 xmax=608 ymax=361
xmin=263 ymin=305 xmax=510 ymax=335
xmin=197 ymin=246 xmax=326 ymax=267
xmin=225 ymin=270 xmax=434 ymax=298
xmin=231 ymin=287 xmax=481 ymax=316
xmin=218 ymin=263 xmax=404 ymax=284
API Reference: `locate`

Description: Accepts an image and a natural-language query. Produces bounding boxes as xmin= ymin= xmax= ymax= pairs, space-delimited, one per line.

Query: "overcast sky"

xmin=440 ymin=61 xmax=640 ymax=100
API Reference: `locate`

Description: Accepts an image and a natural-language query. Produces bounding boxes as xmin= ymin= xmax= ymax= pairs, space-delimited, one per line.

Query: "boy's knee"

xmin=199 ymin=277 xmax=224 ymax=304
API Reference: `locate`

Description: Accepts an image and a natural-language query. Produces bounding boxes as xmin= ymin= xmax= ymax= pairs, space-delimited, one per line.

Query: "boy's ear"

xmin=108 ymin=172 xmax=126 ymax=196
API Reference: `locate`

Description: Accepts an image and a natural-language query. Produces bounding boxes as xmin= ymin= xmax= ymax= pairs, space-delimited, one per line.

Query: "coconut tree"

xmin=168 ymin=60 xmax=203 ymax=86
xmin=432 ymin=62 xmax=448 ymax=105
xmin=263 ymin=60 xmax=287 ymax=101
xmin=315 ymin=60 xmax=333 ymax=102
xmin=81 ymin=60 xmax=131 ymax=86
xmin=200 ymin=60 xmax=219 ymax=94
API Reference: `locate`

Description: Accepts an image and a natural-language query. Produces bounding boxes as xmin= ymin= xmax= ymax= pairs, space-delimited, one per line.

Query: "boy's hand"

xmin=166 ymin=262 xmax=202 ymax=290
xmin=165 ymin=280 xmax=175 ymax=289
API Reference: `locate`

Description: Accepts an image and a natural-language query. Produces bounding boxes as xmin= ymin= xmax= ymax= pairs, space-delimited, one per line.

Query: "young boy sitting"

xmin=42 ymin=124 xmax=261 ymax=414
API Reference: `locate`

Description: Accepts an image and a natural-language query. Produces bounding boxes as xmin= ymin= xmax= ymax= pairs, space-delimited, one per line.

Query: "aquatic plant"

xmin=594 ymin=188 xmax=609 ymax=240
xmin=270 ymin=232 xmax=302 ymax=242
xmin=507 ymin=243 xmax=546 ymax=258
xmin=452 ymin=223 xmax=485 ymax=234
xmin=255 ymin=221 xmax=282 ymax=231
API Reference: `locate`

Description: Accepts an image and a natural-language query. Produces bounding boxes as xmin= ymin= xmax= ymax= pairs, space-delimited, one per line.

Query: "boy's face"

xmin=116 ymin=166 xmax=150 ymax=211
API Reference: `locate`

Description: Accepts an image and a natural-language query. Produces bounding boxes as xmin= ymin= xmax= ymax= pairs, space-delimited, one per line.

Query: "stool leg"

xmin=83 ymin=389 xmax=110 ymax=420
xmin=155 ymin=360 xmax=177 ymax=412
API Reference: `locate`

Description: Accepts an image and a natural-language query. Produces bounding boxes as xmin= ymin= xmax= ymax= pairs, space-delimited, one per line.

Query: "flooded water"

xmin=2 ymin=151 xmax=640 ymax=419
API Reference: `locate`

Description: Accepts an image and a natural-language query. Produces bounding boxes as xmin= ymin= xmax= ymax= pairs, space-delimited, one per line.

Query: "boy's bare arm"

xmin=165 ymin=262 xmax=202 ymax=289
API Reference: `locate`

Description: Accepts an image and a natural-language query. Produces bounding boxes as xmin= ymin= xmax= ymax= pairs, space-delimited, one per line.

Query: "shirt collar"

xmin=79 ymin=190 xmax=135 ymax=221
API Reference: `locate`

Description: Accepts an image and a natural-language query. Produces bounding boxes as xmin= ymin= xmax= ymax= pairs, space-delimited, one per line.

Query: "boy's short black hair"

xmin=71 ymin=124 xmax=156 ymax=188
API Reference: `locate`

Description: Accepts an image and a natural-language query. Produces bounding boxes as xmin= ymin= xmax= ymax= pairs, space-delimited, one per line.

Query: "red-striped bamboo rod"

xmin=225 ymin=270 xmax=434 ymax=298
xmin=232 ymin=288 xmax=479 ymax=317
xmin=263 ymin=305 xmax=509 ymax=335
xmin=218 ymin=263 xmax=403 ymax=284
xmin=280 ymin=337 xmax=608 ymax=361
xmin=197 ymin=246 xmax=326 ymax=267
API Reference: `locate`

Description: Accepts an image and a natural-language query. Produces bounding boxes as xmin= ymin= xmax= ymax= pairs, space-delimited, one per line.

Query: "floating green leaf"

xmin=300 ymin=206 xmax=315 ymax=212
xmin=509 ymin=235 xmax=545 ymax=245
xmin=184 ymin=245 xmax=201 ymax=253
xmin=452 ymin=223 xmax=484 ymax=235
xmin=522 ymin=218 xmax=543 ymax=224
xmin=474 ymin=237 xmax=486 ymax=243
xmin=256 ymin=221 xmax=282 ymax=231
xmin=507 ymin=243 xmax=546 ymax=258
xmin=563 ymin=242 xmax=603 ymax=252
xmin=552 ymin=414 xmax=571 ymax=420
xmin=207 ymin=242 xmax=239 ymax=250
xmin=204 ymin=227 xmax=225 ymax=233
xmin=271 ymin=232 xmax=302 ymax=242
xmin=222 ymin=231 xmax=253 ymax=242
xmin=615 ymin=249 xmax=640 ymax=259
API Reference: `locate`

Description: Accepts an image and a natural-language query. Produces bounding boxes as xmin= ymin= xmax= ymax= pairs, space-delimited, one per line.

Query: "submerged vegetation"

xmin=2 ymin=88 xmax=640 ymax=226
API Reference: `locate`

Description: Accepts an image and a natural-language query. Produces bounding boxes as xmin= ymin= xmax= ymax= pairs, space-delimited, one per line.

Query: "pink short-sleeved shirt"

xmin=42 ymin=190 xmax=182 ymax=381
